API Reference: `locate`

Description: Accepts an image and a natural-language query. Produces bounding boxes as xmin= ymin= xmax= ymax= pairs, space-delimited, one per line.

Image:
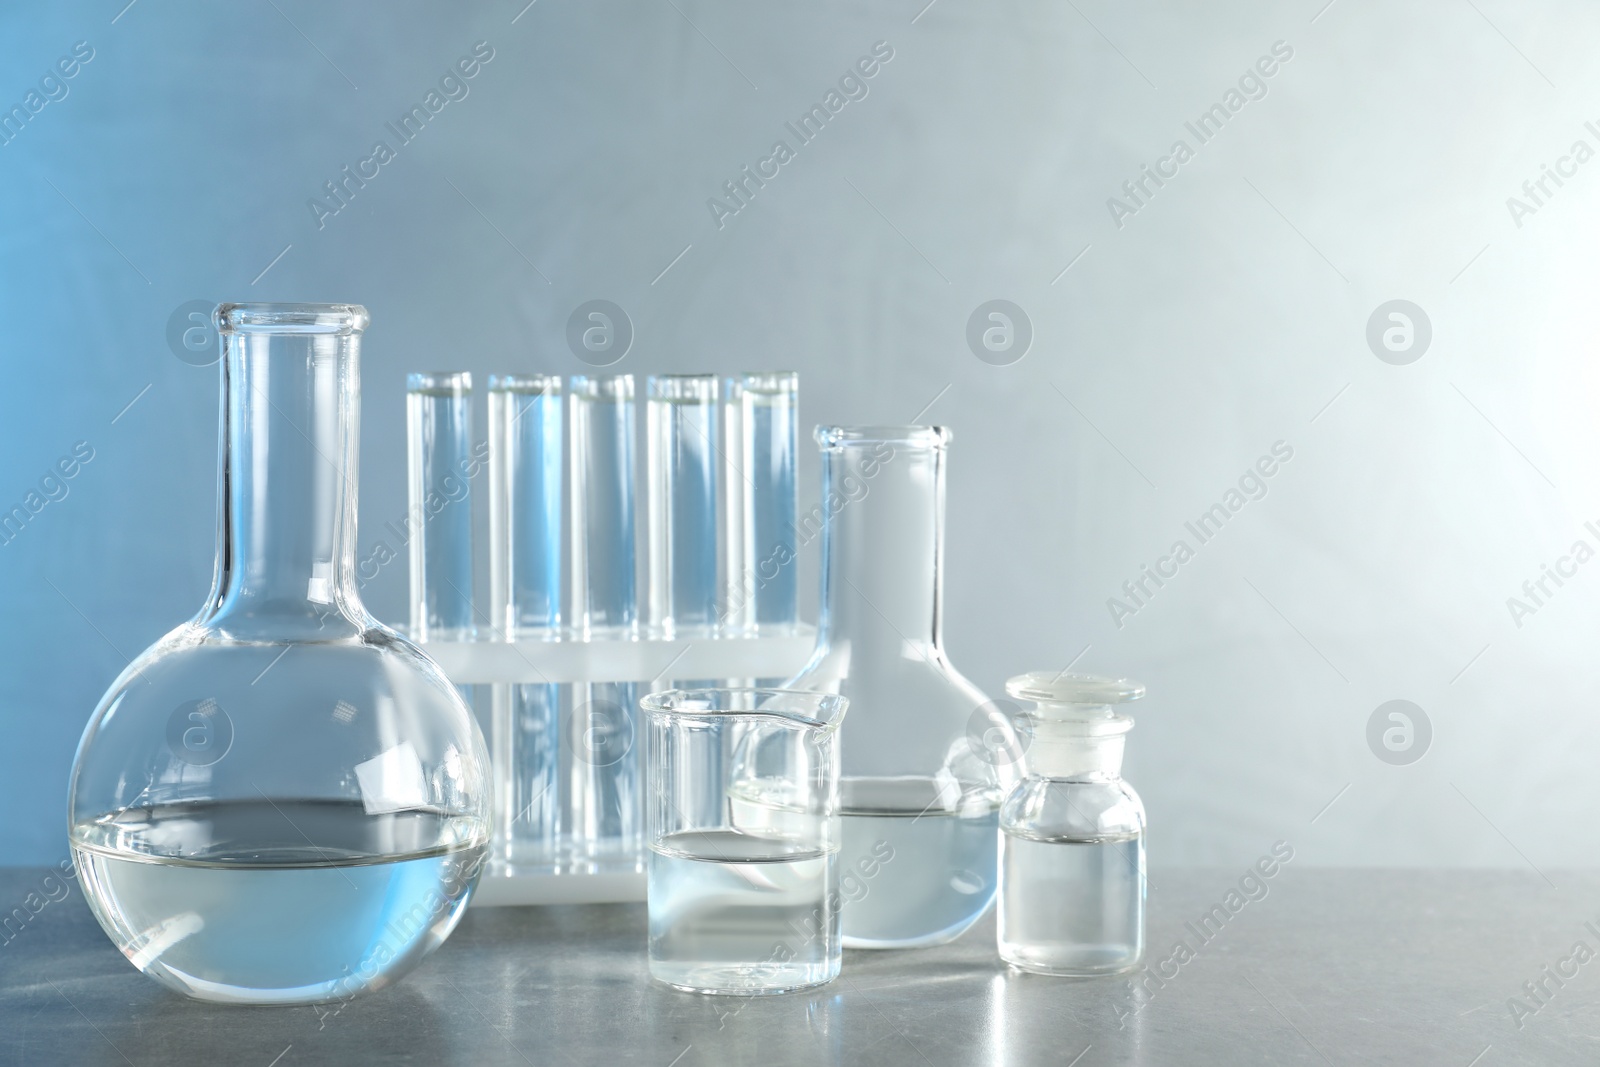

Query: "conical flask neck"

xmin=205 ymin=306 xmax=366 ymax=639
xmin=816 ymin=432 xmax=946 ymax=652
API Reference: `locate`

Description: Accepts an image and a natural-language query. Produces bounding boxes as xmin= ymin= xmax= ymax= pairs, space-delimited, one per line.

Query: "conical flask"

xmin=67 ymin=303 xmax=491 ymax=1005
xmin=784 ymin=426 xmax=1020 ymax=948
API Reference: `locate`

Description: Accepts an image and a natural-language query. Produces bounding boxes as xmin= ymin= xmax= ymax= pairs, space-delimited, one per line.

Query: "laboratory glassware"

xmin=784 ymin=426 xmax=1020 ymax=949
xmin=998 ymin=672 xmax=1146 ymax=975
xmin=407 ymin=371 xmax=476 ymax=641
xmin=487 ymin=374 xmax=563 ymax=870
xmin=68 ymin=303 xmax=490 ymax=1005
xmin=568 ymin=373 xmax=641 ymax=869
xmin=720 ymin=377 xmax=748 ymax=640
xmin=643 ymin=687 xmax=847 ymax=995
xmin=730 ymin=372 xmax=799 ymax=638
xmin=646 ymin=374 xmax=720 ymax=642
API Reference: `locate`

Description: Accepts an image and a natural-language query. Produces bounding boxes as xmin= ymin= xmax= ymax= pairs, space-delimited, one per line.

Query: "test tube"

xmin=646 ymin=375 xmax=721 ymax=639
xmin=648 ymin=375 xmax=739 ymax=828
xmin=406 ymin=372 xmax=476 ymax=641
xmin=736 ymin=372 xmax=799 ymax=635
xmin=568 ymin=374 xmax=640 ymax=868
xmin=487 ymin=375 xmax=563 ymax=870
xmin=720 ymin=378 xmax=748 ymax=638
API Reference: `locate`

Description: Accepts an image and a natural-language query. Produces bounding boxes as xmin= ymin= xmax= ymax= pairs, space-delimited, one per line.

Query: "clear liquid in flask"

xmin=838 ymin=777 xmax=1000 ymax=949
xmin=71 ymin=800 xmax=488 ymax=1004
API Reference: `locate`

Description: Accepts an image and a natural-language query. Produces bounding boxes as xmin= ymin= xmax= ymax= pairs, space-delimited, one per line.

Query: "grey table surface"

xmin=2 ymin=865 xmax=1596 ymax=1066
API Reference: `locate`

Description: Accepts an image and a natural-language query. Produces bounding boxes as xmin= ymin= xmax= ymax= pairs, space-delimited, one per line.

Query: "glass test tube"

xmin=487 ymin=375 xmax=563 ymax=870
xmin=721 ymin=379 xmax=748 ymax=640
xmin=568 ymin=374 xmax=640 ymax=868
xmin=737 ymin=372 xmax=799 ymax=641
xmin=646 ymin=375 xmax=721 ymax=641
xmin=647 ymin=376 xmax=723 ymax=827
xmin=406 ymin=372 xmax=476 ymax=641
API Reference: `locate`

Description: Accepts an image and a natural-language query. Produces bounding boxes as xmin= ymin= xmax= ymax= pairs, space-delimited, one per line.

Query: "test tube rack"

xmin=406 ymin=371 xmax=807 ymax=906
xmin=422 ymin=628 xmax=817 ymax=905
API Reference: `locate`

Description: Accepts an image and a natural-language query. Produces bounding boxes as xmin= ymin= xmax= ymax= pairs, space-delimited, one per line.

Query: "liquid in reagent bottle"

xmin=997 ymin=672 xmax=1147 ymax=976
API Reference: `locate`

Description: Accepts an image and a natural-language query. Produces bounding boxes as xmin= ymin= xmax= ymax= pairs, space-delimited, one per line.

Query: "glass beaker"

xmin=784 ymin=426 xmax=1021 ymax=949
xmin=67 ymin=303 xmax=491 ymax=1005
xmin=643 ymin=688 xmax=847 ymax=996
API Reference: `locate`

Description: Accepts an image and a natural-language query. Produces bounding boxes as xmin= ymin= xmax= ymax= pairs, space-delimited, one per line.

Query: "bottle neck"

xmin=1026 ymin=714 xmax=1132 ymax=779
xmin=204 ymin=330 xmax=364 ymax=639
xmin=816 ymin=439 xmax=944 ymax=653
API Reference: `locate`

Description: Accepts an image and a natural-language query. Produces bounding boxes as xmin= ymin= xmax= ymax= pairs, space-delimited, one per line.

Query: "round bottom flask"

xmin=67 ymin=304 xmax=490 ymax=1004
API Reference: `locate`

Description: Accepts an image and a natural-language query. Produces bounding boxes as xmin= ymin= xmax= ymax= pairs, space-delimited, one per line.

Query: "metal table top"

xmin=0 ymin=865 xmax=1589 ymax=1065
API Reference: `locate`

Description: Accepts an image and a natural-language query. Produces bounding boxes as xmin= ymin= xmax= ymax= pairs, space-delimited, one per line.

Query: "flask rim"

xmin=641 ymin=687 xmax=847 ymax=733
xmin=216 ymin=302 xmax=369 ymax=336
xmin=814 ymin=425 xmax=950 ymax=450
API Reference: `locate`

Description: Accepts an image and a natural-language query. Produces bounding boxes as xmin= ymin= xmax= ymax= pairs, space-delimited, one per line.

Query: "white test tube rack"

xmin=420 ymin=629 xmax=817 ymax=905
xmin=406 ymin=372 xmax=809 ymax=906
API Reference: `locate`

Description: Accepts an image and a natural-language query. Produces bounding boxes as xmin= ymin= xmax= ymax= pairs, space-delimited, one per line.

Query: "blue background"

xmin=3 ymin=0 xmax=1596 ymax=871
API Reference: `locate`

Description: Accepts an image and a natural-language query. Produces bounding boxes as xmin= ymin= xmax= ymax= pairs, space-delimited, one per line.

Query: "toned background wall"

xmin=2 ymin=0 xmax=1596 ymax=870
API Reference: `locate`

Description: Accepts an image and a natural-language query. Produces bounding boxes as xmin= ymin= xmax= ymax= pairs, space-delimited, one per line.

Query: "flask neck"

xmin=816 ymin=434 xmax=945 ymax=653
xmin=205 ymin=326 xmax=364 ymax=639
